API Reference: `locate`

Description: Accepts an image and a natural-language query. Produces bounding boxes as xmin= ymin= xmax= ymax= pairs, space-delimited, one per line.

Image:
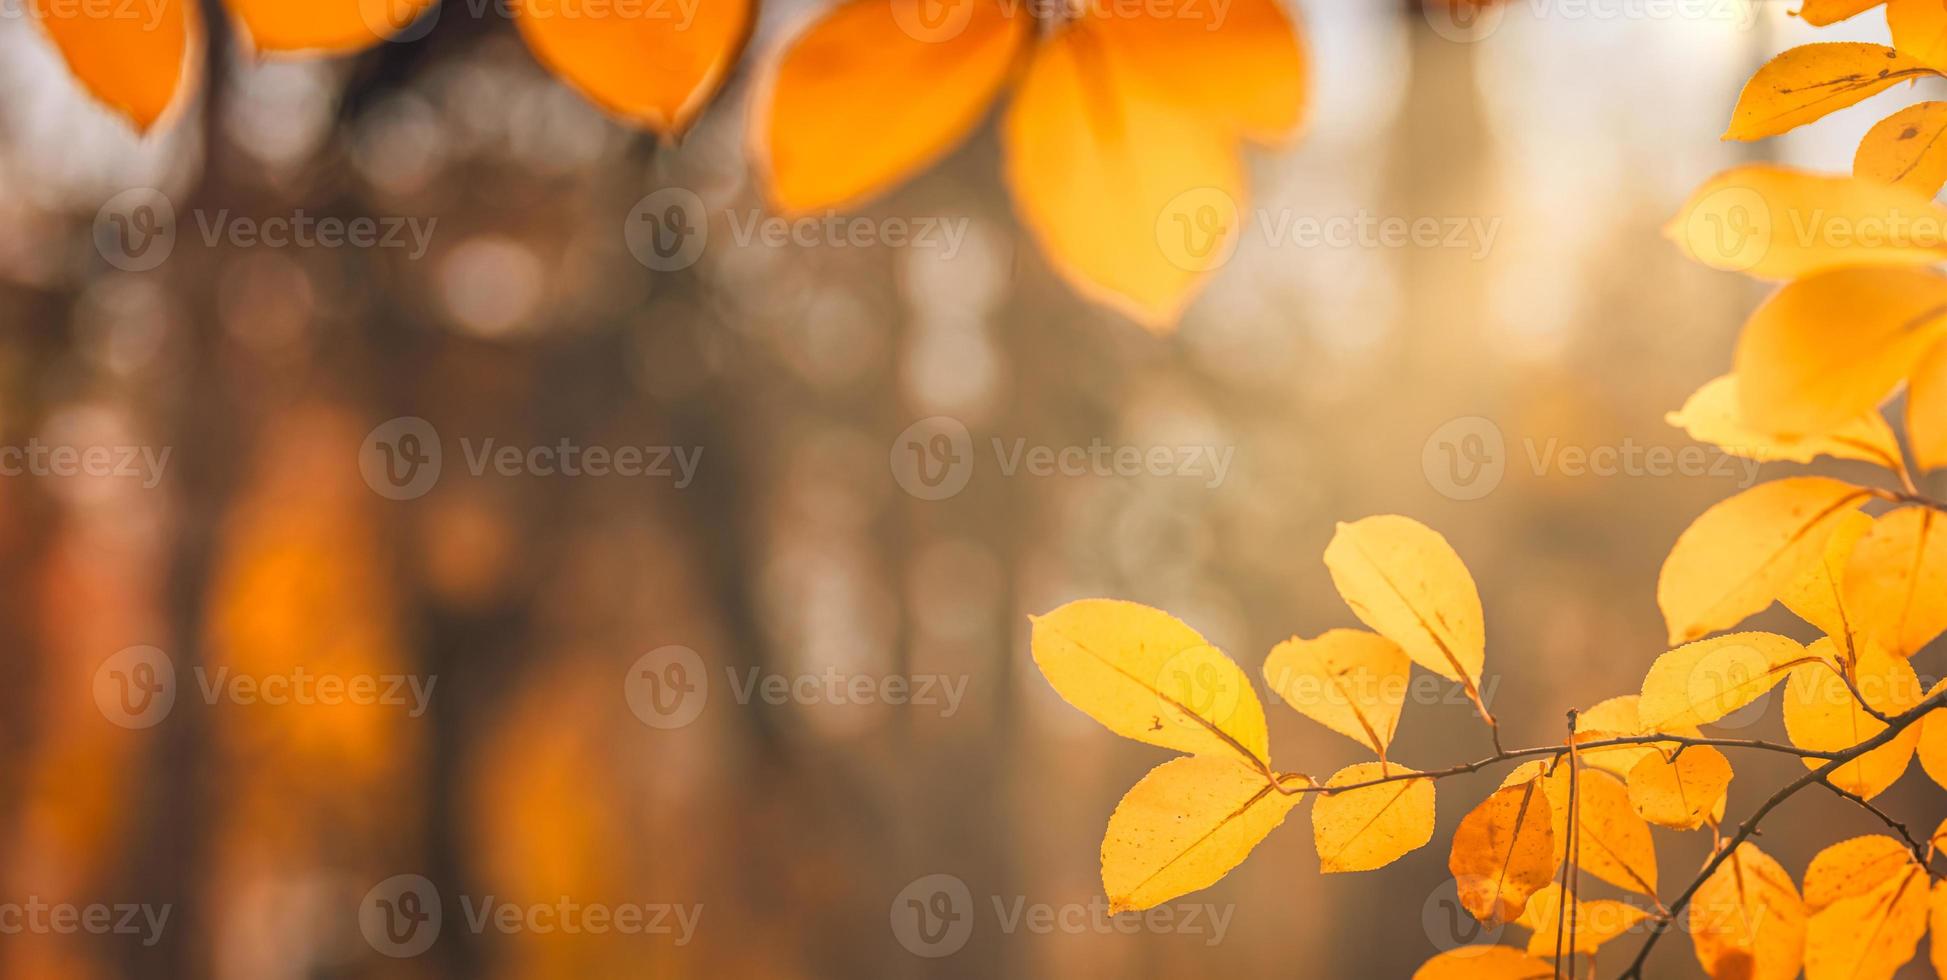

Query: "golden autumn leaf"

xmin=1261 ymin=629 xmax=1409 ymax=759
xmin=1447 ymin=778 xmax=1556 ymax=926
xmin=1099 ymin=755 xmax=1300 ymax=912
xmin=225 ymin=0 xmax=437 ymax=54
xmin=1803 ymin=847 xmax=1929 ymax=980
xmin=1078 ymin=0 xmax=1307 ymax=146
xmin=513 ymin=0 xmax=752 ymax=136
xmin=1667 ymin=375 xmax=1904 ymax=470
xmin=1734 ymin=267 xmax=1947 ymax=436
xmin=1778 ymin=509 xmax=1875 ymax=654
xmin=1911 ymin=337 xmax=1947 ymax=470
xmin=1801 ymin=0 xmax=1890 ymax=24
xmin=1783 ymin=640 xmax=1924 ymax=799
xmin=1803 ymin=834 xmax=1920 ymax=911
xmin=1411 ymin=946 xmax=1555 ymax=980
xmin=1890 ymin=0 xmax=1947 ymax=69
xmin=1725 ymin=43 xmax=1938 ymax=141
xmin=1003 ymin=25 xmax=1244 ymax=331
xmin=1638 ymin=632 xmax=1811 ymax=730
xmin=1932 ymin=879 xmax=1947 ymax=977
xmin=755 ymin=0 xmax=1028 ymax=214
xmin=1919 ymin=680 xmax=1947 ymax=790
xmin=30 ymin=0 xmax=198 ymax=131
xmin=1539 ymin=767 xmax=1659 ymax=898
xmin=1311 ymin=762 xmax=1433 ymax=873
xmin=1515 ymin=883 xmax=1649 ymax=959
xmin=1842 ymin=506 xmax=1947 ymax=657
xmin=1686 ymin=843 xmax=1807 ymax=980
xmin=1321 ymin=515 xmax=1486 ymax=694
xmin=1854 ymin=101 xmax=1947 ymax=196
xmin=1029 ymin=599 xmax=1270 ymax=767
xmin=1625 ymin=744 xmax=1732 ymax=830
xmin=1657 ymin=478 xmax=1871 ymax=644
xmin=1665 ymin=166 xmax=1947 ymax=278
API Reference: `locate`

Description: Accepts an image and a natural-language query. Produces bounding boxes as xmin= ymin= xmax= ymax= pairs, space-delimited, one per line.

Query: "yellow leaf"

xmin=1322 ymin=515 xmax=1485 ymax=693
xmin=1666 ymin=166 xmax=1947 ymax=279
xmin=1783 ymin=640 xmax=1924 ymax=799
xmin=1804 ymin=857 xmax=1929 ymax=980
xmin=1079 ymin=0 xmax=1307 ymax=145
xmin=1573 ymin=695 xmax=1702 ymax=779
xmin=1002 ymin=20 xmax=1245 ymax=331
xmin=1931 ymin=880 xmax=1947 ymax=977
xmin=1779 ymin=509 xmax=1876 ymax=653
xmin=1411 ymin=946 xmax=1554 ymax=980
xmin=1099 ymin=755 xmax=1299 ymax=912
xmin=1843 ymin=506 xmax=1947 ymax=657
xmin=1668 ymin=375 xmax=1903 ymax=469
xmin=514 ymin=0 xmax=752 ymax=136
xmin=1911 ymin=337 xmax=1947 ymax=470
xmin=1448 ymin=778 xmax=1557 ymax=926
xmin=1657 ymin=478 xmax=1871 ymax=644
xmin=1516 ymin=883 xmax=1650 ymax=959
xmin=1626 ymin=744 xmax=1732 ymax=830
xmin=1261 ymin=629 xmax=1409 ymax=758
xmin=1804 ymin=835 xmax=1921 ymax=912
xmin=1725 ymin=43 xmax=1939 ymax=141
xmin=1638 ymin=633 xmax=1811 ymax=730
xmin=1735 ymin=267 xmax=1947 ymax=437
xmin=1686 ymin=843 xmax=1807 ymax=980
xmin=1803 ymin=0 xmax=1890 ymax=24
xmin=755 ymin=0 xmax=1027 ymax=213
xmin=1919 ymin=680 xmax=1947 ymax=790
xmin=30 ymin=0 xmax=198 ymax=131
xmin=1311 ymin=762 xmax=1433 ymax=874
xmin=224 ymin=0 xmax=435 ymax=53
xmin=1540 ymin=767 xmax=1659 ymax=898
xmin=1890 ymin=0 xmax=1947 ymax=69
xmin=1854 ymin=101 xmax=1947 ymax=197
xmin=1030 ymin=599 xmax=1270 ymax=767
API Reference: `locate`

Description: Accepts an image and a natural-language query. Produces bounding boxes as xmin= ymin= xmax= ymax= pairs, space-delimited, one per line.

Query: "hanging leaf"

xmin=1573 ymin=695 xmax=1702 ymax=779
xmin=1029 ymin=599 xmax=1270 ymax=767
xmin=1666 ymin=374 xmax=1904 ymax=469
xmin=1540 ymin=767 xmax=1659 ymax=898
xmin=1099 ymin=755 xmax=1301 ymax=912
xmin=30 ymin=0 xmax=198 ymax=131
xmin=1911 ymin=337 xmax=1947 ymax=470
xmin=1637 ymin=633 xmax=1811 ymax=730
xmin=1889 ymin=0 xmax=1947 ymax=69
xmin=1447 ymin=778 xmax=1556 ymax=926
xmin=756 ymin=0 xmax=1028 ymax=213
xmin=1685 ymin=843 xmax=1807 ymax=980
xmin=1411 ymin=946 xmax=1554 ymax=979
xmin=1801 ymin=0 xmax=1890 ymax=24
xmin=1782 ymin=641 xmax=1924 ymax=800
xmin=1855 ymin=101 xmax=1947 ymax=196
xmin=1842 ymin=506 xmax=1947 ymax=657
xmin=1625 ymin=744 xmax=1732 ymax=830
xmin=1322 ymin=516 xmax=1486 ymax=693
xmin=1724 ymin=43 xmax=1938 ymax=141
xmin=1666 ymin=166 xmax=1947 ymax=278
xmin=224 ymin=0 xmax=437 ymax=54
xmin=1261 ymin=629 xmax=1409 ymax=759
xmin=1803 ymin=843 xmax=1928 ymax=980
xmin=1918 ymin=680 xmax=1947 ymax=790
xmin=1311 ymin=762 xmax=1434 ymax=873
xmin=513 ymin=0 xmax=752 ymax=136
xmin=1515 ymin=883 xmax=1650 ymax=959
xmin=1778 ymin=509 xmax=1875 ymax=656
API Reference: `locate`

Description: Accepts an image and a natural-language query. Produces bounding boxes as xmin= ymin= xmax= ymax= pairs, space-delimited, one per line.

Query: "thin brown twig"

xmin=1815 ymin=777 xmax=1938 ymax=877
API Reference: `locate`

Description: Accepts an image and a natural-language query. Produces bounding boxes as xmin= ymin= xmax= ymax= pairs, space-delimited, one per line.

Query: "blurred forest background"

xmin=0 ymin=0 xmax=1941 ymax=976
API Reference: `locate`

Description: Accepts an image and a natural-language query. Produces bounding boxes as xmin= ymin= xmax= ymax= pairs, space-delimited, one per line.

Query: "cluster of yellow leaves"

xmin=756 ymin=0 xmax=1307 ymax=330
xmin=1029 ymin=515 xmax=1479 ymax=912
xmin=31 ymin=0 xmax=750 ymax=135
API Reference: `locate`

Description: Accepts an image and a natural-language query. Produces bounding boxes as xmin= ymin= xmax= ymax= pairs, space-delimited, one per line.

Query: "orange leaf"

xmin=1911 ymin=337 xmax=1947 ymax=470
xmin=756 ymin=0 xmax=1027 ymax=213
xmin=30 ymin=0 xmax=198 ymax=131
xmin=1724 ymin=43 xmax=1938 ymax=141
xmin=514 ymin=0 xmax=752 ymax=136
xmin=224 ymin=0 xmax=437 ymax=54
xmin=1802 ymin=0 xmax=1890 ymax=24
xmin=1079 ymin=0 xmax=1307 ymax=145
xmin=1002 ymin=20 xmax=1246 ymax=330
